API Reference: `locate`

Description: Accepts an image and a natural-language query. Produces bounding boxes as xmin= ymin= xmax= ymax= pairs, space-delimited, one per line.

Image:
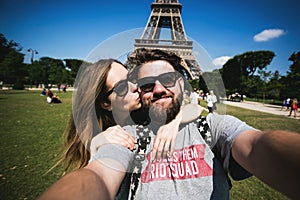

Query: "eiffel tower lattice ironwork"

xmin=134 ymin=0 xmax=201 ymax=79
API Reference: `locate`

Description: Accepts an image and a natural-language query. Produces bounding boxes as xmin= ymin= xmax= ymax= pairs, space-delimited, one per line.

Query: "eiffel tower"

xmin=134 ymin=0 xmax=201 ymax=79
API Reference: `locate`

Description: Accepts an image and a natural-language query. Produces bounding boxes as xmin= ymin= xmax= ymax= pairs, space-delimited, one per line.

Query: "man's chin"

xmin=144 ymin=96 xmax=181 ymax=124
xmin=149 ymin=104 xmax=168 ymax=123
xmin=152 ymin=97 xmax=172 ymax=107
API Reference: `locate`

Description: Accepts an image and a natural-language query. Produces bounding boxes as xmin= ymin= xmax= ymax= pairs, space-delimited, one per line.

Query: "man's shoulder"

xmin=181 ymin=104 xmax=204 ymax=123
xmin=208 ymin=113 xmax=244 ymax=121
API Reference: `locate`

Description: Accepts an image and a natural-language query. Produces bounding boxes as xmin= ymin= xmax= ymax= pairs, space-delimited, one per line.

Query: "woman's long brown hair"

xmin=53 ymin=59 xmax=124 ymax=173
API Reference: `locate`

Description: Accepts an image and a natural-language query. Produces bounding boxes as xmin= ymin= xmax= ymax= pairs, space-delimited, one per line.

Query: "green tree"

xmin=242 ymin=75 xmax=264 ymax=99
xmin=220 ymin=58 xmax=241 ymax=93
xmin=266 ymin=70 xmax=282 ymax=100
xmin=39 ymin=57 xmax=66 ymax=85
xmin=202 ymin=69 xmax=226 ymax=98
xmin=0 ymin=33 xmax=22 ymax=62
xmin=26 ymin=58 xmax=86 ymax=87
xmin=64 ymin=59 xmax=84 ymax=85
xmin=257 ymin=69 xmax=272 ymax=102
xmin=221 ymin=50 xmax=275 ymax=95
xmin=239 ymin=51 xmax=275 ymax=76
xmin=281 ymin=51 xmax=300 ymax=99
xmin=198 ymin=75 xmax=208 ymax=94
xmin=27 ymin=61 xmax=46 ymax=87
xmin=188 ymin=79 xmax=199 ymax=91
xmin=288 ymin=51 xmax=300 ymax=73
xmin=0 ymin=33 xmax=25 ymax=89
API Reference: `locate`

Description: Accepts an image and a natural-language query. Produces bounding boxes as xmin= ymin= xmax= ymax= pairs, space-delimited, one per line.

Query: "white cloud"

xmin=212 ymin=56 xmax=232 ymax=68
xmin=253 ymin=29 xmax=285 ymax=42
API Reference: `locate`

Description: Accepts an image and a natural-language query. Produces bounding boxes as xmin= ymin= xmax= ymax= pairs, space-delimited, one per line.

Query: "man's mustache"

xmin=151 ymin=94 xmax=172 ymax=103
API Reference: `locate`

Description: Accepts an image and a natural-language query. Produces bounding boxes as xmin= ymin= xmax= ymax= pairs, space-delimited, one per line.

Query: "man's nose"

xmin=152 ymin=80 xmax=167 ymax=95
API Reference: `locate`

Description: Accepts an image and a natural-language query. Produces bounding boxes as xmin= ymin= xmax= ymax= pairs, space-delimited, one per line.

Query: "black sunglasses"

xmin=137 ymin=72 xmax=179 ymax=93
xmin=106 ymin=79 xmax=129 ymax=97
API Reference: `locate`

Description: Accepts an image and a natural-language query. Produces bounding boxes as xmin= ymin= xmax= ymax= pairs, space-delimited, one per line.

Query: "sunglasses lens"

xmin=140 ymin=83 xmax=155 ymax=92
xmin=138 ymin=72 xmax=177 ymax=92
xmin=138 ymin=77 xmax=155 ymax=92
xmin=114 ymin=80 xmax=128 ymax=96
xmin=159 ymin=73 xmax=177 ymax=87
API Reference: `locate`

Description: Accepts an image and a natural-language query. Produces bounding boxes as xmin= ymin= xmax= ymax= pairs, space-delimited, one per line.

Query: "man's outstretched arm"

xmin=232 ymin=130 xmax=300 ymax=199
xmin=39 ymin=159 xmax=126 ymax=200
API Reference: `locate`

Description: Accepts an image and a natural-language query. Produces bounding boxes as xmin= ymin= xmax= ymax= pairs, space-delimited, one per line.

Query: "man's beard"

xmin=143 ymin=94 xmax=182 ymax=125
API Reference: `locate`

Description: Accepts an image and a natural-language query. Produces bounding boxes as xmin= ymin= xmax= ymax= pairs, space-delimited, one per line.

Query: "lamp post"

xmin=27 ymin=48 xmax=38 ymax=63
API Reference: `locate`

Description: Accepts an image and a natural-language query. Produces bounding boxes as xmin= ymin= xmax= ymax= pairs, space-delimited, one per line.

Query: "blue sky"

xmin=1 ymin=0 xmax=299 ymax=75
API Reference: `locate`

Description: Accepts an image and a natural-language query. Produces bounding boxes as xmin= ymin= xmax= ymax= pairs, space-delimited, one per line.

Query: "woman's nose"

xmin=128 ymin=82 xmax=138 ymax=92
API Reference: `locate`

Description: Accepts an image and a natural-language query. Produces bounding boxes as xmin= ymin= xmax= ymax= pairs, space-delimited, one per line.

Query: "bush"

xmin=13 ymin=82 xmax=25 ymax=90
xmin=12 ymin=81 xmax=25 ymax=90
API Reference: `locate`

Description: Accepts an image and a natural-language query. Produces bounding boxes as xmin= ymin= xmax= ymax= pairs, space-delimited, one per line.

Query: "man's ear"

xmin=100 ymin=101 xmax=112 ymax=111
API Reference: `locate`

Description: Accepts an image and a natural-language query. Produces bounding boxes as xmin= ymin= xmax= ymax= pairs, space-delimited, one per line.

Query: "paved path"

xmin=222 ymin=100 xmax=300 ymax=120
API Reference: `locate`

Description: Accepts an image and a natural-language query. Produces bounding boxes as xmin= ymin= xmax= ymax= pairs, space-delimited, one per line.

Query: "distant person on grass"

xmin=206 ymin=90 xmax=217 ymax=113
xmin=281 ymin=98 xmax=287 ymax=110
xmin=286 ymin=98 xmax=291 ymax=111
xmin=40 ymin=88 xmax=46 ymax=96
xmin=46 ymin=89 xmax=62 ymax=104
xmin=288 ymin=98 xmax=298 ymax=118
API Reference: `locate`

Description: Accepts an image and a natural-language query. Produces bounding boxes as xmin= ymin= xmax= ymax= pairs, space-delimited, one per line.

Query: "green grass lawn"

xmin=0 ymin=90 xmax=71 ymax=199
xmin=224 ymin=105 xmax=299 ymax=200
xmin=0 ymin=91 xmax=298 ymax=199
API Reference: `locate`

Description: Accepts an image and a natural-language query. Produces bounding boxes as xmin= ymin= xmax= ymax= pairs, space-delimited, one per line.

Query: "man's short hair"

xmin=127 ymin=48 xmax=192 ymax=78
xmin=126 ymin=48 xmax=193 ymax=93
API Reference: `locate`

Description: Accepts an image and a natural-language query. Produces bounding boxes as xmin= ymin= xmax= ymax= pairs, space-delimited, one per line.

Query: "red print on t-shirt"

xmin=141 ymin=144 xmax=213 ymax=183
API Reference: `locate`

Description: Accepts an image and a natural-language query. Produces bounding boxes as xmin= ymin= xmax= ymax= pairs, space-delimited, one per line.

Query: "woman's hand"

xmin=151 ymin=104 xmax=204 ymax=161
xmin=90 ymin=125 xmax=136 ymax=157
xmin=151 ymin=110 xmax=182 ymax=161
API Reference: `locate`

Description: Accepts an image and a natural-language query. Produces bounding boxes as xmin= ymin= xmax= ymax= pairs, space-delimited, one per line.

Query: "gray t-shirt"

xmin=91 ymin=113 xmax=255 ymax=199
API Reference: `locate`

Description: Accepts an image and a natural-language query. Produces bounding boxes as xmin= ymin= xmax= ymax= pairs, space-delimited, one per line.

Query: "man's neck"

xmin=150 ymin=103 xmax=204 ymax=133
xmin=149 ymin=115 xmax=177 ymax=134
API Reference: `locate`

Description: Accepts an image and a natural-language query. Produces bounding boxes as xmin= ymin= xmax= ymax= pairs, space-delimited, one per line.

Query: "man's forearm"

xmin=38 ymin=168 xmax=111 ymax=200
xmin=232 ymin=130 xmax=300 ymax=199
